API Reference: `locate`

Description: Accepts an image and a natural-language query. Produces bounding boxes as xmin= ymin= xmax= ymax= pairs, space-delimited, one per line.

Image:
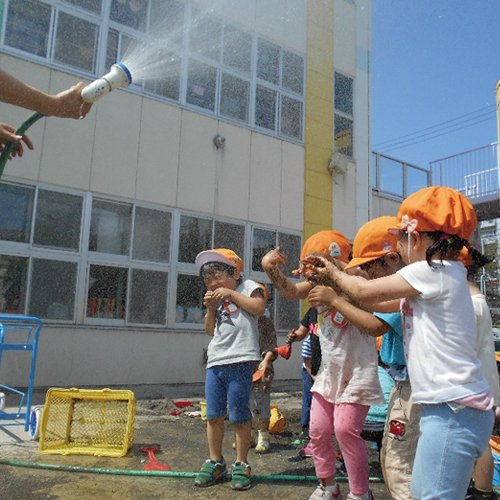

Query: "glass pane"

xmin=128 ymin=269 xmax=167 ymax=324
xmin=371 ymin=152 xmax=378 ymax=189
xmin=406 ymin=166 xmax=430 ymax=196
xmin=190 ymin=9 xmax=221 ymax=61
xmin=132 ymin=207 xmax=171 ymax=262
xmin=29 ymin=259 xmax=77 ymax=320
xmin=175 ymin=274 xmax=204 ymax=324
xmin=0 ymin=183 xmax=34 ymax=243
xmin=282 ymin=50 xmax=304 ymax=95
xmin=335 ymin=72 xmax=353 ymax=115
xmin=89 ymin=200 xmax=131 ymax=255
xmin=54 ymin=12 xmax=98 ymax=73
xmin=34 ymin=190 xmax=82 ymax=250
xmin=143 ymin=52 xmax=181 ymax=101
xmin=252 ymin=228 xmax=276 ymax=272
xmin=223 ymin=25 xmax=251 ymax=73
xmin=278 ymin=233 xmax=301 ymax=277
xmin=87 ymin=264 xmax=127 ymax=319
xmin=106 ymin=28 xmax=119 ymax=69
xmin=4 ymin=0 xmax=51 ymax=57
xmin=110 ymin=0 xmax=148 ymax=31
xmin=379 ymin=156 xmax=403 ymax=196
xmin=0 ymin=255 xmax=28 ymax=314
xmin=220 ymin=73 xmax=249 ymax=122
xmin=257 ymin=39 xmax=280 ymax=85
xmin=150 ymin=0 xmax=184 ymax=47
xmin=277 ymin=293 xmax=299 ymax=330
xmin=186 ymin=59 xmax=217 ymax=111
xmin=280 ymin=95 xmax=302 ymax=140
xmin=214 ymin=221 xmax=244 ymax=261
xmin=334 ymin=114 xmax=353 ymax=157
xmin=62 ymin=0 xmax=102 ymax=14
xmin=255 ymin=85 xmax=276 ymax=131
xmin=178 ymin=216 xmax=212 ymax=264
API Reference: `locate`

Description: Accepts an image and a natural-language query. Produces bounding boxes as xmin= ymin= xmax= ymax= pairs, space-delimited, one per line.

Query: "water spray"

xmin=0 ymin=63 xmax=133 ymax=176
xmin=81 ymin=62 xmax=132 ymax=103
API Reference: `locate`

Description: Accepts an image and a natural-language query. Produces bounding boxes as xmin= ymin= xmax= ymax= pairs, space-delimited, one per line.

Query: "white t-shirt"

xmin=206 ymin=279 xmax=261 ymax=369
xmin=311 ymin=313 xmax=384 ymax=405
xmin=398 ymin=260 xmax=489 ymax=403
xmin=471 ymin=292 xmax=500 ymax=405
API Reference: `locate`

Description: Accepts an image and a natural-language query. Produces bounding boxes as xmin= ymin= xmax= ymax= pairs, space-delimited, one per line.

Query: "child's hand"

xmin=308 ymin=285 xmax=337 ymax=309
xmin=203 ymin=291 xmax=218 ymax=309
xmin=210 ymin=287 xmax=233 ymax=303
xmin=261 ymin=247 xmax=286 ymax=270
xmin=303 ymin=256 xmax=338 ymax=285
xmin=287 ymin=329 xmax=298 ymax=343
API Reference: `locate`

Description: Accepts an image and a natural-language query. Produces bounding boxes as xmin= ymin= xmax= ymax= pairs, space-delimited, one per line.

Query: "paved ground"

xmin=0 ymin=382 xmax=391 ymax=499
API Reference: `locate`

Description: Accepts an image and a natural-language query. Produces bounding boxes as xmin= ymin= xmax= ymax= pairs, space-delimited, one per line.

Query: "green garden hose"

xmin=0 ymin=458 xmax=385 ymax=483
xmin=0 ymin=112 xmax=45 ymax=178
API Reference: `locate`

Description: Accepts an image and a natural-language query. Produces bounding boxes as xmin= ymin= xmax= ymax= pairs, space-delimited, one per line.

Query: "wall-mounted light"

xmin=328 ymin=150 xmax=349 ymax=177
xmin=213 ymin=134 xmax=226 ymax=149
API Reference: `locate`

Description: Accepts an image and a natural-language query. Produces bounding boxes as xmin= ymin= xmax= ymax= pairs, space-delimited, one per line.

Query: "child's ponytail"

xmin=425 ymin=232 xmax=469 ymax=267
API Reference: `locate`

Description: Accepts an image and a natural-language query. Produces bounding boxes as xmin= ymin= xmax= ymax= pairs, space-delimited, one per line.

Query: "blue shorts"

xmin=205 ymin=362 xmax=254 ymax=424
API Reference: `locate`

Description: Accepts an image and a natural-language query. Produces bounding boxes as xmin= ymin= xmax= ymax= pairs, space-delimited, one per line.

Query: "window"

xmin=128 ymin=269 xmax=167 ymax=324
xmin=175 ymin=274 xmax=205 ymax=324
xmin=4 ymin=0 xmax=51 ymax=57
xmin=0 ymin=183 xmax=34 ymax=243
xmin=220 ymin=73 xmax=250 ymax=122
xmin=280 ymin=95 xmax=302 ymax=140
xmin=0 ymin=255 xmax=28 ymax=315
xmin=334 ymin=72 xmax=354 ymax=157
xmin=0 ymin=182 xmax=301 ymax=329
xmin=252 ymin=228 xmax=276 ymax=272
xmin=89 ymin=200 xmax=131 ymax=255
xmin=255 ymin=86 xmax=277 ymax=131
xmin=186 ymin=59 xmax=217 ymax=111
xmin=87 ymin=264 xmax=127 ymax=320
xmin=178 ymin=216 xmax=212 ymax=264
xmin=132 ymin=207 xmax=171 ymax=263
xmin=1 ymin=1 xmax=305 ymax=142
xmin=34 ymin=190 xmax=82 ymax=251
xmin=110 ymin=0 xmax=148 ymax=31
xmin=53 ymin=11 xmax=98 ymax=73
xmin=30 ymin=259 xmax=77 ymax=320
xmin=257 ymin=39 xmax=280 ymax=85
xmin=223 ymin=25 xmax=251 ymax=74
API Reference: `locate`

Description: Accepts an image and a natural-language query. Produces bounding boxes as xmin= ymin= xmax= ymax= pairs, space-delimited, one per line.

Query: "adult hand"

xmin=50 ymin=82 xmax=92 ymax=119
xmin=0 ymin=123 xmax=33 ymax=159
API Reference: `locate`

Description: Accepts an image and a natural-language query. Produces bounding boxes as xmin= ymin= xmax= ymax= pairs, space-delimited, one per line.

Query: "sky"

xmin=371 ymin=0 xmax=500 ymax=168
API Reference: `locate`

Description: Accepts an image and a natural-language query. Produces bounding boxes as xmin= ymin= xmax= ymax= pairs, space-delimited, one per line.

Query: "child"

xmin=262 ymin=230 xmax=383 ymax=500
xmin=308 ymin=216 xmax=420 ymax=500
xmin=194 ymin=248 xmax=265 ymax=491
xmin=463 ymin=249 xmax=500 ymax=500
xmin=250 ymin=283 xmax=278 ymax=453
xmin=288 ymin=307 xmax=320 ymax=448
xmin=306 ymin=187 xmax=494 ymax=500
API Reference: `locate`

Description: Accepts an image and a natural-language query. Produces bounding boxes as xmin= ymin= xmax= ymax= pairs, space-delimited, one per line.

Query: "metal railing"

xmin=430 ymin=142 xmax=498 ymax=200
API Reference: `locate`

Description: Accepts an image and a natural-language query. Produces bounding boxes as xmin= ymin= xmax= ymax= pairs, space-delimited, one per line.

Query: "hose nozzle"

xmin=81 ymin=62 xmax=132 ymax=103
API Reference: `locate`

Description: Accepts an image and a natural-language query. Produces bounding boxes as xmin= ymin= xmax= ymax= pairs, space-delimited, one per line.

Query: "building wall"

xmin=0 ymin=0 xmax=370 ymax=388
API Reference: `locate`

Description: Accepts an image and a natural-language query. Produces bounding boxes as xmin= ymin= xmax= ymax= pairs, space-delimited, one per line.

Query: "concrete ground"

xmin=0 ymin=382 xmax=391 ymax=499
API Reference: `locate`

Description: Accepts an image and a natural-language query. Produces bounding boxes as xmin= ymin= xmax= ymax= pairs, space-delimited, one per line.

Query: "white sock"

xmin=325 ymin=483 xmax=339 ymax=494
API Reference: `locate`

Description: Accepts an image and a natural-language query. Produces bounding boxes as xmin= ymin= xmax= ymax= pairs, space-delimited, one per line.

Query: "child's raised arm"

xmin=307 ymin=256 xmax=419 ymax=305
xmin=261 ymin=247 xmax=311 ymax=300
xmin=308 ymin=286 xmax=392 ymax=337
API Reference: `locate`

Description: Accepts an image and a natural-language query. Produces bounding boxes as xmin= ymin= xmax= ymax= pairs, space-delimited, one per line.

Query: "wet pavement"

xmin=0 ymin=382 xmax=391 ymax=499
